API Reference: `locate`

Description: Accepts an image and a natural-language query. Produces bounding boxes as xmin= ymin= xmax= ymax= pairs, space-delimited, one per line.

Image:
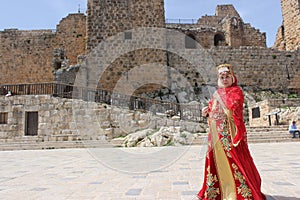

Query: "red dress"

xmin=197 ymin=86 xmax=266 ymax=200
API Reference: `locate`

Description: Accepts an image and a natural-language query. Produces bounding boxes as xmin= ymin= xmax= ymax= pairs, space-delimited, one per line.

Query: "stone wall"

xmin=208 ymin=47 xmax=300 ymax=92
xmin=0 ymin=14 xmax=86 ymax=85
xmin=55 ymin=13 xmax=86 ymax=66
xmin=249 ymin=100 xmax=273 ymax=127
xmin=86 ymin=0 xmax=165 ymax=52
xmin=0 ymin=29 xmax=55 ymax=85
xmin=279 ymin=0 xmax=300 ymax=50
xmin=0 ymin=95 xmax=203 ymax=142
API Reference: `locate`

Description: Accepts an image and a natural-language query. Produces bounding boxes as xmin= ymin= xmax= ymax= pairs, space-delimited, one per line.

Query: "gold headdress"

xmin=216 ymin=64 xmax=234 ymax=75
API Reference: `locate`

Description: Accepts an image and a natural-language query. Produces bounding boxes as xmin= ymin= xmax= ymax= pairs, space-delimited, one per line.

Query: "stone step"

xmin=0 ymin=140 xmax=113 ymax=151
xmin=247 ymin=127 xmax=288 ymax=132
xmin=246 ymin=125 xmax=288 ymax=129
xmin=191 ymin=131 xmax=296 ymax=145
xmin=248 ymin=131 xmax=289 ymax=134
xmin=191 ymin=138 xmax=298 ymax=145
xmin=247 ymin=131 xmax=288 ymax=135
xmin=195 ymin=132 xmax=290 ymax=137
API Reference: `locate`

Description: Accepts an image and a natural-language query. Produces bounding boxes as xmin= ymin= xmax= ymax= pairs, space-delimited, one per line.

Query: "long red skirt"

xmin=197 ymin=135 xmax=266 ymax=200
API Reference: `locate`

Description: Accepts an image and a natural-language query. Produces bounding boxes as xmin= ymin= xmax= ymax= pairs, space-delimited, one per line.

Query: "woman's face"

xmin=219 ymin=72 xmax=233 ymax=88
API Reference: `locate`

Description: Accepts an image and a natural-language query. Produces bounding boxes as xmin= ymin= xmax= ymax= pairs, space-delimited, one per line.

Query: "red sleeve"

xmin=226 ymin=87 xmax=246 ymax=145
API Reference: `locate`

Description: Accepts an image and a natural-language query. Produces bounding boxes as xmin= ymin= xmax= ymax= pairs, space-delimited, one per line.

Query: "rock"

xmin=121 ymin=126 xmax=198 ymax=147
xmin=123 ymin=129 xmax=154 ymax=147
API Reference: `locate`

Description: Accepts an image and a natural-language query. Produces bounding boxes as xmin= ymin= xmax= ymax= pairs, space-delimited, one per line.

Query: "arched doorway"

xmin=214 ymin=33 xmax=225 ymax=46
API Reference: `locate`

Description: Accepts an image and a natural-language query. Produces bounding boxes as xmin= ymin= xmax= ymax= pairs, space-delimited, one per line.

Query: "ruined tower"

xmin=216 ymin=5 xmax=244 ymax=47
xmin=83 ymin=0 xmax=169 ymax=95
xmin=280 ymin=0 xmax=300 ymax=50
xmin=86 ymin=0 xmax=165 ymax=51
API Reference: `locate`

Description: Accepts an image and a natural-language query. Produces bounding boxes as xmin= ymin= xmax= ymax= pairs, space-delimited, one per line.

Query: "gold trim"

xmin=211 ymin=98 xmax=237 ymax=200
xmin=227 ymin=110 xmax=239 ymax=147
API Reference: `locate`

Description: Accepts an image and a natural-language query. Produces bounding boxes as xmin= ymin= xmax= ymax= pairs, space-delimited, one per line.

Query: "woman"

xmin=197 ymin=64 xmax=266 ymax=200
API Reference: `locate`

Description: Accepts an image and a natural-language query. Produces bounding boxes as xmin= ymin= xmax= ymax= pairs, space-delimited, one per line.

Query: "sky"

xmin=0 ymin=0 xmax=282 ymax=47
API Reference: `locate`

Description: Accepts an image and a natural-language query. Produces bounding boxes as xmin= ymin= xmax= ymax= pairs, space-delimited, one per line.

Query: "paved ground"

xmin=0 ymin=142 xmax=299 ymax=200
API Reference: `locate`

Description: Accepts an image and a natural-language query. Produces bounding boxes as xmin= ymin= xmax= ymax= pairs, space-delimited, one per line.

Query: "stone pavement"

xmin=0 ymin=142 xmax=299 ymax=200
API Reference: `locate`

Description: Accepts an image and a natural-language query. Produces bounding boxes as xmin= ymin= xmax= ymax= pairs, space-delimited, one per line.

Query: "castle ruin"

xmin=0 ymin=0 xmax=300 ymax=144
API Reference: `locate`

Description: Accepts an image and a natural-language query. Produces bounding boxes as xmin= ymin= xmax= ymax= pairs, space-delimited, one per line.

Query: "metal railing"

xmin=165 ymin=18 xmax=198 ymax=24
xmin=1 ymin=82 xmax=204 ymax=122
xmin=1 ymin=82 xmax=55 ymax=96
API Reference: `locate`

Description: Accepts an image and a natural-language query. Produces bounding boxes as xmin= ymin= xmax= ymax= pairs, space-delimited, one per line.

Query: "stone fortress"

xmin=0 ymin=0 xmax=300 ymax=146
xmin=0 ymin=0 xmax=299 ymax=91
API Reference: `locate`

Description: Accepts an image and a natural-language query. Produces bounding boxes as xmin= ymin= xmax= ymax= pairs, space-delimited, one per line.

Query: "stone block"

xmin=0 ymin=132 xmax=8 ymax=138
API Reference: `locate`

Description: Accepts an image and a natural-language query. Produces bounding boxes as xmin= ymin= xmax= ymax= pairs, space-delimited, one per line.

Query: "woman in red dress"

xmin=197 ymin=64 xmax=266 ymax=200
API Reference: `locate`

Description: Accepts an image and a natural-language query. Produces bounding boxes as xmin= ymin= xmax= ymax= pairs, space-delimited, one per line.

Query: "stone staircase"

xmin=246 ymin=125 xmax=295 ymax=143
xmin=0 ymin=137 xmax=114 ymax=151
xmin=0 ymin=125 xmax=298 ymax=151
xmin=192 ymin=125 xmax=298 ymax=145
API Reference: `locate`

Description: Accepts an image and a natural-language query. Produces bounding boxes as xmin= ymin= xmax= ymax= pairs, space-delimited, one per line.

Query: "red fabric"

xmin=232 ymin=140 xmax=266 ymax=200
xmin=218 ymin=86 xmax=246 ymax=145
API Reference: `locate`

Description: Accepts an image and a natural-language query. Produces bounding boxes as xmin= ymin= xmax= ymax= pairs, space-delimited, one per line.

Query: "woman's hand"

xmin=202 ymin=106 xmax=209 ymax=117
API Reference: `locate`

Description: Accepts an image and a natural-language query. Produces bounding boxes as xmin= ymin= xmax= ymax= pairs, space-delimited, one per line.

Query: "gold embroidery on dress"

xmin=232 ymin=164 xmax=253 ymax=199
xmin=204 ymin=166 xmax=220 ymax=199
xmin=220 ymin=121 xmax=232 ymax=158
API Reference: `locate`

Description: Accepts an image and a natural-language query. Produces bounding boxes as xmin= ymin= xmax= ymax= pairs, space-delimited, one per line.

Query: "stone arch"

xmin=214 ymin=32 xmax=225 ymax=46
xmin=95 ymin=48 xmax=207 ymax=100
xmin=112 ymin=62 xmax=194 ymax=103
xmin=96 ymin=48 xmax=167 ymax=92
xmin=74 ymin=27 xmax=217 ymax=104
